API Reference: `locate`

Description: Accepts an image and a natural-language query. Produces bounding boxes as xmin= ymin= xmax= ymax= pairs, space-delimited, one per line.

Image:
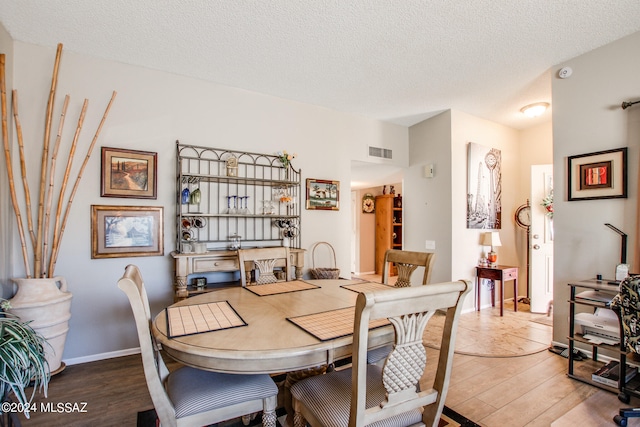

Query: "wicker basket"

xmin=310 ymin=242 xmax=340 ymax=279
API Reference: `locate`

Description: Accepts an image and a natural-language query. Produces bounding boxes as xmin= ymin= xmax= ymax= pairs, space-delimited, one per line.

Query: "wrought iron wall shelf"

xmin=176 ymin=141 xmax=302 ymax=251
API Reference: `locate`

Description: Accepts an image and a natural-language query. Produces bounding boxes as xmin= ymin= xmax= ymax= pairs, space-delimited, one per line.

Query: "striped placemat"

xmin=167 ymin=301 xmax=246 ymax=338
xmin=340 ymin=281 xmax=396 ymax=293
xmin=244 ymin=280 xmax=320 ymax=296
xmin=288 ymin=307 xmax=390 ymax=341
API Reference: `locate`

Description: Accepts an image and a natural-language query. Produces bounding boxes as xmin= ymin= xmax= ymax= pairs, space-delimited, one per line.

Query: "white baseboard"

xmin=63 ymin=347 xmax=141 ymax=366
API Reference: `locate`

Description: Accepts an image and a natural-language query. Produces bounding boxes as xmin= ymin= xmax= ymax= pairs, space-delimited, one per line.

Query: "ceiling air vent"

xmin=368 ymin=146 xmax=392 ymax=159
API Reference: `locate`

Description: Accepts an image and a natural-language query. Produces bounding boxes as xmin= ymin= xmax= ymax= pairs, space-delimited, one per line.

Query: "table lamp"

xmin=481 ymin=231 xmax=502 ymax=264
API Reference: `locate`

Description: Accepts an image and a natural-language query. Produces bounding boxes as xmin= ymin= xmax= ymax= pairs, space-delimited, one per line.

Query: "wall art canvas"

xmin=467 ymin=142 xmax=502 ymax=229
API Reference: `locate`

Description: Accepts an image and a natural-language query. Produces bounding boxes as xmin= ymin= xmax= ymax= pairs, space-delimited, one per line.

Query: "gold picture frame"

xmin=306 ymin=178 xmax=339 ymax=210
xmin=91 ymin=205 xmax=163 ymax=258
xmin=101 ymin=147 xmax=157 ymax=199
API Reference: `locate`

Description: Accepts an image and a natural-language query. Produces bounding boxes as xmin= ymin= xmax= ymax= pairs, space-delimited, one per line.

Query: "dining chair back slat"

xmin=238 ymin=247 xmax=291 ymax=286
xmin=382 ymin=249 xmax=435 ymax=287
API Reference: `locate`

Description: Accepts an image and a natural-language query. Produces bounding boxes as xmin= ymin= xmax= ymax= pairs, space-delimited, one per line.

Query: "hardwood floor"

xmin=15 ymin=276 xmax=634 ymax=426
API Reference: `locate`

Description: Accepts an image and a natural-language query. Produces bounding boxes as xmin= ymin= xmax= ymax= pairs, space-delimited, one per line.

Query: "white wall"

xmin=406 ymin=111 xmax=453 ymax=283
xmin=408 ymin=110 xmax=525 ymax=312
xmin=451 ymin=111 xmax=521 ymax=311
xmin=552 ymin=31 xmax=640 ymax=346
xmin=1 ymin=41 xmax=408 ymax=361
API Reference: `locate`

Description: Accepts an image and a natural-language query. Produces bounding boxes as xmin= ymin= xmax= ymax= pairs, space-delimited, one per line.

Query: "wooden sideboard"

xmin=171 ymin=248 xmax=306 ymax=300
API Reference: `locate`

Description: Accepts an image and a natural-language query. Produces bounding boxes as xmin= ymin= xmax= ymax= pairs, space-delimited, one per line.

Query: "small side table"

xmin=476 ymin=265 xmax=519 ymax=316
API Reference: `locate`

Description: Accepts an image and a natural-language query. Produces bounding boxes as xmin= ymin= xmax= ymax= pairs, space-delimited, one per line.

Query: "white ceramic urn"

xmin=8 ymin=276 xmax=72 ymax=374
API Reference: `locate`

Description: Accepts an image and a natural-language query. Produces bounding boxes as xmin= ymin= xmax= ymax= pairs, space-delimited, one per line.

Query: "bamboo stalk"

xmin=12 ymin=90 xmax=37 ymax=248
xmin=0 ymin=54 xmax=32 ymax=277
xmin=48 ymin=98 xmax=87 ymax=276
xmin=48 ymin=91 xmax=117 ymax=276
xmin=42 ymin=95 xmax=70 ymax=277
xmin=35 ymin=43 xmax=63 ymax=278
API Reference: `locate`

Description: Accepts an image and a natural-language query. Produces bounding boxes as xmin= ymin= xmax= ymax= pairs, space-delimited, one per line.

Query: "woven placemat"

xmin=244 ymin=280 xmax=320 ymax=296
xmin=340 ymin=281 xmax=395 ymax=293
xmin=167 ymin=301 xmax=246 ymax=338
xmin=288 ymin=307 xmax=390 ymax=341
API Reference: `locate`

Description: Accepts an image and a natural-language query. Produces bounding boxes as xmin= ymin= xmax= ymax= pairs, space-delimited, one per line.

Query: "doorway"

xmin=530 ymin=164 xmax=554 ymax=313
xmin=350 ymin=160 xmax=404 ymax=276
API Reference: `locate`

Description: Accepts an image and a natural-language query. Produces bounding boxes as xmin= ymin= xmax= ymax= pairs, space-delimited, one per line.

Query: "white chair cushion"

xmin=167 ymin=366 xmax=278 ymax=419
xmin=290 ymin=364 xmax=423 ymax=427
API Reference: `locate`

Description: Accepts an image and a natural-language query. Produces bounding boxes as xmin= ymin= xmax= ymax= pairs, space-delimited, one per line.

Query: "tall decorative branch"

xmin=0 ymin=44 xmax=117 ymax=278
xmin=11 ymin=91 xmax=36 ymax=248
xmin=0 ymin=54 xmax=31 ymax=277
xmin=42 ymin=95 xmax=70 ymax=276
xmin=48 ymin=92 xmax=117 ymax=276
xmin=35 ymin=43 xmax=63 ymax=278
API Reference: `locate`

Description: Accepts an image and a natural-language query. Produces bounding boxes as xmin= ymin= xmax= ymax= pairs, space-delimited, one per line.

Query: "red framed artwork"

xmin=568 ymin=147 xmax=627 ymax=201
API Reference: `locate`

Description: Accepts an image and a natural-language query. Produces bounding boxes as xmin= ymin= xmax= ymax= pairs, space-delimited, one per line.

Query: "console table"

xmin=476 ymin=265 xmax=518 ymax=316
xmin=171 ymin=248 xmax=306 ymax=300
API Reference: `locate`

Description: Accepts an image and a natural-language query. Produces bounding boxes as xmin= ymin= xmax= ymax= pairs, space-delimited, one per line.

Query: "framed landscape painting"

xmin=306 ymin=178 xmax=340 ymax=210
xmin=91 ymin=205 xmax=163 ymax=258
xmin=101 ymin=147 xmax=157 ymax=199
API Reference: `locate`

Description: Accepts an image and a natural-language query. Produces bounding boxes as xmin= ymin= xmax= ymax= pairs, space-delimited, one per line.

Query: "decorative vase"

xmin=8 ymin=277 xmax=72 ymax=374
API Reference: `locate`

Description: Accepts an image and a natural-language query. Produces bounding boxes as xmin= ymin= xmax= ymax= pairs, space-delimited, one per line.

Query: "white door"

xmin=530 ymin=165 xmax=554 ymax=313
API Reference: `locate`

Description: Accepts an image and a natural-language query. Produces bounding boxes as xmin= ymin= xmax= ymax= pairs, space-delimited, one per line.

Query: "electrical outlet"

xmin=425 ymin=240 xmax=436 ymax=250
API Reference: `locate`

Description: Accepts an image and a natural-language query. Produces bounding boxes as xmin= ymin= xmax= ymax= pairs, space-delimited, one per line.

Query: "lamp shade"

xmin=481 ymin=231 xmax=502 ymax=248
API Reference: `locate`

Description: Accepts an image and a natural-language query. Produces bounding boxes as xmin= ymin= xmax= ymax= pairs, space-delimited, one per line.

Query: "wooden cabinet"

xmin=375 ymin=194 xmax=402 ymax=275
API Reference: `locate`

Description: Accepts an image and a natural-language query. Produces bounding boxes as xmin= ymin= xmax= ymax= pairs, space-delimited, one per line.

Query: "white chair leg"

xmin=262 ymin=409 xmax=277 ymax=427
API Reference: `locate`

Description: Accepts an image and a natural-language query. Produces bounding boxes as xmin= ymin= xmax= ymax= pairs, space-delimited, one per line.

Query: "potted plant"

xmin=0 ymin=300 xmax=49 ymax=421
xmin=0 ymin=45 xmax=116 ymax=373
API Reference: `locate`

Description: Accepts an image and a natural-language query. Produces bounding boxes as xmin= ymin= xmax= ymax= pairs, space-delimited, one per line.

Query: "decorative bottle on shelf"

xmin=190 ymin=188 xmax=201 ymax=204
xmin=395 ymin=194 xmax=402 ymax=208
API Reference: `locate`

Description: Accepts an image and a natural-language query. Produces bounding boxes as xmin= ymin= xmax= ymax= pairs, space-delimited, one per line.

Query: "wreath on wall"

xmin=541 ymin=190 xmax=553 ymax=218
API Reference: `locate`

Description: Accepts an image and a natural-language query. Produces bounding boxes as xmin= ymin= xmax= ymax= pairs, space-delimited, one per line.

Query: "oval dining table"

xmin=151 ymin=279 xmax=395 ymax=374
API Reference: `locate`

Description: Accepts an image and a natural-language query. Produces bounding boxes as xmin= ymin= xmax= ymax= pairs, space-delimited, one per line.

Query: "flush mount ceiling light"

xmin=520 ymin=102 xmax=549 ymax=117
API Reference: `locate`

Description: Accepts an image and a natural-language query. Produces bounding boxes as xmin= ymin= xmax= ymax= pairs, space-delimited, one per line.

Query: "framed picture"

xmin=466 ymin=142 xmax=502 ymax=229
xmin=101 ymin=147 xmax=157 ymax=199
xmin=91 ymin=205 xmax=163 ymax=258
xmin=568 ymin=147 xmax=627 ymax=201
xmin=306 ymin=178 xmax=340 ymax=210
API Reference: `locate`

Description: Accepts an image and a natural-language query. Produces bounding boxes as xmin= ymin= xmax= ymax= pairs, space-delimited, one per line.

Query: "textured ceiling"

xmin=2 ymin=1 xmax=640 ymax=131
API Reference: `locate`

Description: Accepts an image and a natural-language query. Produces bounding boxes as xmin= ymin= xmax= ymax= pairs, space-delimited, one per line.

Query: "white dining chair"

xmin=368 ymin=249 xmax=437 ymax=365
xmin=291 ymin=280 xmax=470 ymax=427
xmin=118 ymin=264 xmax=278 ymax=427
xmin=382 ymin=249 xmax=436 ymax=287
xmin=238 ymin=247 xmax=291 ymax=286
